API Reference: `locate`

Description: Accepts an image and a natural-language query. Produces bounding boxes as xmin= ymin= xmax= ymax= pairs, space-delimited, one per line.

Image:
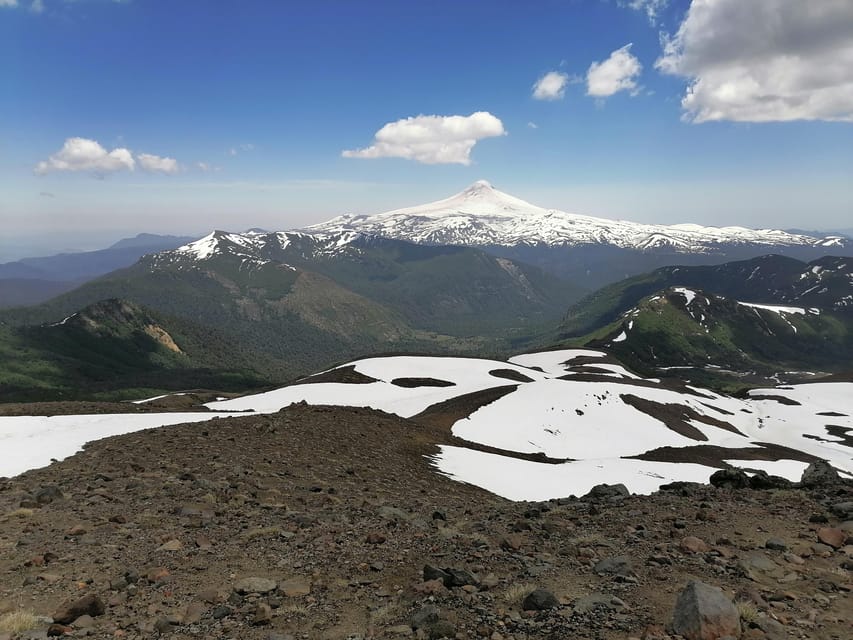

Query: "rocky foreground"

xmin=0 ymin=403 xmax=850 ymax=639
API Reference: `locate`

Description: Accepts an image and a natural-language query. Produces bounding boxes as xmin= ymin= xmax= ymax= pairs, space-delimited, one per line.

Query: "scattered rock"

xmin=817 ymin=527 xmax=845 ymax=549
xmin=680 ymin=536 xmax=711 ymax=554
xmin=582 ymin=483 xmax=630 ymax=501
xmin=253 ymin=602 xmax=272 ymax=625
xmin=522 ymin=588 xmax=559 ymax=611
xmin=709 ymin=469 xmax=749 ymax=490
xmin=800 ymin=461 xmax=840 ymax=487
xmin=671 ymin=580 xmax=741 ymax=640
xmin=52 ymin=594 xmax=105 ymax=625
xmin=765 ymin=538 xmax=787 ymax=551
xmin=234 ymin=577 xmax=277 ymax=595
xmin=594 ymin=555 xmax=635 ymax=577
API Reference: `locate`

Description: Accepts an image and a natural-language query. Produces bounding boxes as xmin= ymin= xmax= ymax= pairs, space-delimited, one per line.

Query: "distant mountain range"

xmin=556 ymin=255 xmax=853 ymax=389
xmin=308 ymin=181 xmax=851 ymax=287
xmin=0 ymin=298 xmax=266 ymax=402
xmin=2 ymin=186 xmax=852 ymax=401
xmin=0 ymin=232 xmax=585 ymax=399
xmin=0 ymin=233 xmax=195 ymax=308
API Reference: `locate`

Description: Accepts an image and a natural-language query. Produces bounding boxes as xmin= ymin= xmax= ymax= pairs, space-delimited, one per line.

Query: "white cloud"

xmin=197 ymin=162 xmax=211 ymax=171
xmin=0 ymin=0 xmax=19 ymax=7
xmin=527 ymin=122 xmax=539 ymax=129
xmin=532 ymin=71 xmax=570 ymax=101
xmin=138 ymin=153 xmax=180 ymax=174
xmin=30 ymin=0 xmax=43 ymax=13
xmin=586 ymin=44 xmax=643 ymax=98
xmin=34 ymin=137 xmax=135 ymax=175
xmin=342 ymin=112 xmax=506 ymax=165
xmin=656 ymin=0 xmax=853 ymax=123
xmin=619 ymin=0 xmax=668 ymax=24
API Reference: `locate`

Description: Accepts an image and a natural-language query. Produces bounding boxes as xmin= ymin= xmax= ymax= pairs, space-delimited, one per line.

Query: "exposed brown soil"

xmin=628 ymin=442 xmax=822 ymax=468
xmin=619 ymin=394 xmax=744 ymax=442
xmin=488 ymin=369 xmax=535 ymax=383
xmin=0 ymin=404 xmax=849 ymax=640
xmin=292 ymin=365 xmax=378 ymax=386
xmin=391 ymin=378 xmax=455 ymax=388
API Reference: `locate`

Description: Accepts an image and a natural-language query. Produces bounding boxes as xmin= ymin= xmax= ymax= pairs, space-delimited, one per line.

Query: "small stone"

xmin=411 ymin=605 xmax=439 ymax=630
xmin=680 ymin=536 xmax=711 ymax=554
xmin=182 ymin=602 xmax=206 ymax=624
xmin=594 ymin=555 xmax=635 ymax=577
xmin=146 ymin=567 xmax=170 ymax=583
xmin=211 ymin=605 xmax=232 ymax=620
xmin=253 ymin=602 xmax=272 ymax=625
xmin=765 ymin=538 xmax=787 ymax=551
xmin=817 ymin=528 xmax=845 ymax=549
xmin=52 ymin=594 xmax=106 ymax=625
xmin=428 ymin=620 xmax=456 ymax=639
xmin=365 ymin=532 xmax=386 ymax=544
xmin=522 ymin=588 xmax=559 ymax=611
xmin=73 ymin=614 xmax=95 ymax=629
xmin=47 ymin=624 xmax=73 ymax=636
xmin=158 ymin=539 xmax=183 ymax=551
xmin=234 ymin=577 xmax=277 ymax=595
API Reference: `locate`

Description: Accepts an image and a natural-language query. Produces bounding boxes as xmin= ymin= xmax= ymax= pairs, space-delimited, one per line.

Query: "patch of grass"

xmin=369 ymin=601 xmax=404 ymax=625
xmin=502 ymin=582 xmax=536 ymax=606
xmin=0 ymin=609 xmax=40 ymax=633
xmin=5 ymin=508 xmax=34 ymax=519
xmin=279 ymin=603 xmax=310 ymax=616
xmin=736 ymin=600 xmax=759 ymax=625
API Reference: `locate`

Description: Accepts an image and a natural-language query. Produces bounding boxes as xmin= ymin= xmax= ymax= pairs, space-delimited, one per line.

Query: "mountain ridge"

xmin=308 ymin=180 xmax=847 ymax=252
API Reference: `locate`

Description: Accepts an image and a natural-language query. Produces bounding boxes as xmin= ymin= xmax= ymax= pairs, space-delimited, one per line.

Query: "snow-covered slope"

xmin=2 ymin=349 xmax=850 ymax=498
xmin=308 ymin=181 xmax=846 ymax=253
xmin=206 ymin=349 xmax=851 ymax=499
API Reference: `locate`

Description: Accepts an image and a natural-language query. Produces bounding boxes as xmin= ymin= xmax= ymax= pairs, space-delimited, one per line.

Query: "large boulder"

xmin=671 ymin=580 xmax=741 ymax=640
xmin=709 ymin=469 xmax=749 ymax=490
xmin=581 ymin=483 xmax=630 ymax=501
xmin=800 ymin=461 xmax=840 ymax=487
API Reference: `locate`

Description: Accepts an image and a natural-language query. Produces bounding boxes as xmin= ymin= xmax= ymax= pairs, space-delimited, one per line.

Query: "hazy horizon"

xmin=2 ymin=0 xmax=852 ymax=257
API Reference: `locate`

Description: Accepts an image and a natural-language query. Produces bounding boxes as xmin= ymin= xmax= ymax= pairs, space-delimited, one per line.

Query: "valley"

xmin=1 ymin=187 xmax=852 ymax=640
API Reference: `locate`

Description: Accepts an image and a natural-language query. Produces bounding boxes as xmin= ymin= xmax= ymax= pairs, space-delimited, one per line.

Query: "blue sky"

xmin=1 ymin=0 xmax=852 ymax=257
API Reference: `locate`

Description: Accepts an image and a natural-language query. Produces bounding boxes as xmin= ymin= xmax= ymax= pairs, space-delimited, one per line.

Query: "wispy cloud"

xmin=532 ymin=71 xmax=570 ymax=101
xmin=586 ymin=44 xmax=642 ymax=98
xmin=138 ymin=153 xmax=180 ymax=174
xmin=618 ymin=0 xmax=669 ymax=25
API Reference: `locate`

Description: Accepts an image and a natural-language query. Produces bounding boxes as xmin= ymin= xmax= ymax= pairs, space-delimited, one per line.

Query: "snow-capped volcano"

xmin=308 ymin=180 xmax=846 ymax=252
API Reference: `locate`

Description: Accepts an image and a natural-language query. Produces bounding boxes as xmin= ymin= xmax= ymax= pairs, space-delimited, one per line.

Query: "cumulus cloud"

xmin=619 ymin=0 xmax=668 ymax=24
xmin=34 ymin=137 xmax=135 ymax=175
xmin=342 ymin=112 xmax=506 ymax=165
xmin=586 ymin=44 xmax=643 ymax=98
xmin=532 ymin=71 xmax=570 ymax=101
xmin=138 ymin=153 xmax=180 ymax=174
xmin=656 ymin=0 xmax=853 ymax=123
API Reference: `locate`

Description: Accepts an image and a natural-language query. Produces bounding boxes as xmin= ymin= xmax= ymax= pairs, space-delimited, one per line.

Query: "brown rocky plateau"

xmin=0 ymin=403 xmax=850 ymax=639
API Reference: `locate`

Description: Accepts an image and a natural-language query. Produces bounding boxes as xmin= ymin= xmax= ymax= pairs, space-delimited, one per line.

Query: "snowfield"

xmin=1 ymin=349 xmax=850 ymax=499
xmin=307 ymin=181 xmax=844 ymax=252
